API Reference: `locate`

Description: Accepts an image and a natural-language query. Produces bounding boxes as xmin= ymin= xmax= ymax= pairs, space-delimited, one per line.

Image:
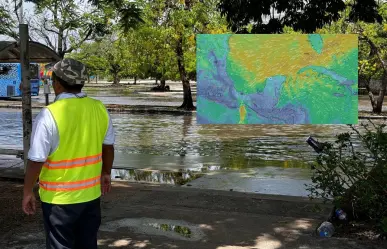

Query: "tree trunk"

xmin=362 ymin=35 xmax=387 ymax=114
xmin=113 ymin=72 xmax=120 ymax=85
xmin=175 ymin=35 xmax=195 ymax=110
xmin=96 ymin=75 xmax=98 ymax=84
xmin=373 ymin=73 xmax=387 ymax=114
xmin=160 ymin=78 xmax=166 ymax=89
xmin=364 ymin=73 xmax=387 ymax=114
xmin=134 ymin=76 xmax=137 ymax=85
xmin=364 ymin=77 xmax=376 ymax=107
xmin=156 ymin=78 xmax=158 ymax=85
xmin=110 ymin=64 xmax=121 ymax=85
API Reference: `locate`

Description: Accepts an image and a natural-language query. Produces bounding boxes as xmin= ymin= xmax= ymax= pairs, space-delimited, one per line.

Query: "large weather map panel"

xmin=196 ymin=34 xmax=358 ymax=124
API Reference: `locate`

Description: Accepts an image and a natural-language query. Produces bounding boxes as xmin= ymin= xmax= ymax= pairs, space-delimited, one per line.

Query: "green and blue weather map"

xmin=196 ymin=34 xmax=358 ymax=124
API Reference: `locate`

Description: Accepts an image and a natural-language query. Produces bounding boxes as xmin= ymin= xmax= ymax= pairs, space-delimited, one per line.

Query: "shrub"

xmin=307 ymin=121 xmax=387 ymax=224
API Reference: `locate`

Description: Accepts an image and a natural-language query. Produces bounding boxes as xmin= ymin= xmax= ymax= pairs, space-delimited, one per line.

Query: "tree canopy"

xmin=11 ymin=0 xmax=143 ymax=58
xmin=0 ymin=1 xmax=18 ymax=39
xmin=218 ymin=0 xmax=383 ymax=33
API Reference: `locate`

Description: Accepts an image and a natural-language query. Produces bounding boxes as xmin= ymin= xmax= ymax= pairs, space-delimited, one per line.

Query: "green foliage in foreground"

xmin=307 ymin=121 xmax=387 ymax=226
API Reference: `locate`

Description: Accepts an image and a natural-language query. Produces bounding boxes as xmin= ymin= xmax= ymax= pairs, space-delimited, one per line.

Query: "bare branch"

xmin=43 ymin=17 xmax=60 ymax=34
xmin=29 ymin=16 xmax=57 ymax=50
xmin=35 ymin=25 xmax=56 ymax=51
xmin=63 ymin=27 xmax=93 ymax=54
xmin=13 ymin=0 xmax=20 ymax=24
xmin=360 ymin=61 xmax=376 ymax=104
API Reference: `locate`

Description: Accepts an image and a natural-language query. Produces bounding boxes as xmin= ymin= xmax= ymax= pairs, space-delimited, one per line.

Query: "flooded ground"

xmin=32 ymin=82 xmax=380 ymax=112
xmin=34 ymin=82 xmax=197 ymax=106
xmin=0 ymin=86 xmax=386 ymax=196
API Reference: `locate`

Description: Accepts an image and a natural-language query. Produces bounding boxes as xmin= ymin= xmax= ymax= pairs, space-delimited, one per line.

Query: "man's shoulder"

xmin=86 ymin=97 xmax=107 ymax=108
xmin=48 ymin=96 xmax=108 ymax=114
xmin=34 ymin=107 xmax=55 ymax=127
xmin=38 ymin=107 xmax=53 ymax=117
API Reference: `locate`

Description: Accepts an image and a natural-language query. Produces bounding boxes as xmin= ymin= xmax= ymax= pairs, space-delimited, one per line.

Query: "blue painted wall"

xmin=0 ymin=63 xmax=40 ymax=97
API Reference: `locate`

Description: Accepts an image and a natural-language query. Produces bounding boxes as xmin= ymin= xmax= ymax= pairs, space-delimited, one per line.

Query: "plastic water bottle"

xmin=335 ymin=209 xmax=347 ymax=220
xmin=306 ymin=136 xmax=323 ymax=153
xmin=317 ymin=221 xmax=335 ymax=237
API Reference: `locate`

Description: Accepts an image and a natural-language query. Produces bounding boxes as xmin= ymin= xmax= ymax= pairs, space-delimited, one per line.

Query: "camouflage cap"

xmin=52 ymin=58 xmax=88 ymax=85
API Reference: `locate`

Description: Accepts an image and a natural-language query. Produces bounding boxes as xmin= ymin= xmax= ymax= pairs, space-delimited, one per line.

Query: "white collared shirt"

xmin=28 ymin=92 xmax=115 ymax=162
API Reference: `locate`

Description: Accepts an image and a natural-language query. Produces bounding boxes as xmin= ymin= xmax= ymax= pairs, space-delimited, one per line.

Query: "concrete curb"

xmin=358 ymin=116 xmax=387 ymax=119
xmin=0 ymin=165 xmax=329 ymax=205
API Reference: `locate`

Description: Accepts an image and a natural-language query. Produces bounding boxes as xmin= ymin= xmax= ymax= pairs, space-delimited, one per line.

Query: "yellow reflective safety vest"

xmin=39 ymin=97 xmax=109 ymax=204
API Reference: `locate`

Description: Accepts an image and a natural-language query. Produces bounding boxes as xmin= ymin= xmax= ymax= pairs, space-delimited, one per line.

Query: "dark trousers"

xmin=41 ymin=198 xmax=101 ymax=249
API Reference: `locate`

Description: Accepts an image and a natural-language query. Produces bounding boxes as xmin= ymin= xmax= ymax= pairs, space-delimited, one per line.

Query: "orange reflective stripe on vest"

xmin=43 ymin=153 xmax=102 ymax=170
xmin=39 ymin=175 xmax=101 ymax=192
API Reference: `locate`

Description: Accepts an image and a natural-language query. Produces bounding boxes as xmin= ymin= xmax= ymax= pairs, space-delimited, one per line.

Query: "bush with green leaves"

xmin=307 ymin=121 xmax=387 ymax=225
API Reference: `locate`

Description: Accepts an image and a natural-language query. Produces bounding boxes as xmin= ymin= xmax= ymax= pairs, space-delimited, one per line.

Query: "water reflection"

xmin=1 ymin=96 xmax=386 ymax=193
xmin=99 ymin=217 xmax=205 ymax=241
xmin=34 ymin=83 xmax=197 ymax=106
xmin=111 ymin=168 xmax=203 ymax=185
xmin=0 ymin=110 xmax=383 ymax=167
xmin=148 ymin=223 xmax=192 ymax=238
xmin=113 ymin=112 xmax=361 ymax=163
xmin=29 ymin=86 xmax=387 ymax=110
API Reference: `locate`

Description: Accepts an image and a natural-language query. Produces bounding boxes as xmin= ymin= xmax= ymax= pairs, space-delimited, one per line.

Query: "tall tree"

xmin=71 ymin=35 xmax=129 ymax=85
xmin=69 ymin=41 xmax=108 ymax=81
xmin=123 ymin=25 xmax=178 ymax=86
xmin=317 ymin=2 xmax=387 ymax=113
xmin=219 ymin=0 xmax=387 ymax=113
xmin=358 ymin=22 xmax=387 ymax=114
xmin=141 ymin=0 xmax=229 ymax=110
xmin=26 ymin=0 xmax=142 ymax=59
xmin=218 ymin=0 xmax=382 ymax=34
xmin=28 ymin=0 xmax=109 ymax=58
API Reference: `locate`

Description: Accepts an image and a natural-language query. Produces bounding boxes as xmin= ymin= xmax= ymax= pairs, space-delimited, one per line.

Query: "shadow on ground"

xmin=0 ymin=181 xmax=385 ymax=249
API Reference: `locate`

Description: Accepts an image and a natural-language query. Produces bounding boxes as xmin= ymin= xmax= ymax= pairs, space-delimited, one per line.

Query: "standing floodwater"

xmin=0 ymin=108 xmax=363 ymax=167
xmin=0 ymin=88 xmax=382 ymax=196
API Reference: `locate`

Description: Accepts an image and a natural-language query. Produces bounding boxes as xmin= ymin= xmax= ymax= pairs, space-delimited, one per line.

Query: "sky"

xmin=0 ymin=1 xmax=35 ymax=41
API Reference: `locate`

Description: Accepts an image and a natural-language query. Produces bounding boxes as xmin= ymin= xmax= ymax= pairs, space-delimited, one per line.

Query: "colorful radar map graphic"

xmin=196 ymin=34 xmax=358 ymax=124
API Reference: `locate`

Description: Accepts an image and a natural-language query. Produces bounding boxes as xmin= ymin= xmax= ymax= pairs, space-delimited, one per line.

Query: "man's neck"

xmin=56 ymin=91 xmax=81 ymax=96
xmin=63 ymin=91 xmax=82 ymax=94
xmin=54 ymin=92 xmax=84 ymax=102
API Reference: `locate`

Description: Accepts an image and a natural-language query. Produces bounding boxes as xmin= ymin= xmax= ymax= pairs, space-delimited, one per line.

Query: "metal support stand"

xmin=44 ymin=79 xmax=51 ymax=106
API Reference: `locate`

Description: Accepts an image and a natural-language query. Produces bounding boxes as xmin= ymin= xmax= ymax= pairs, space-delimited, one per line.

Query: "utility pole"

xmin=19 ymin=0 xmax=32 ymax=172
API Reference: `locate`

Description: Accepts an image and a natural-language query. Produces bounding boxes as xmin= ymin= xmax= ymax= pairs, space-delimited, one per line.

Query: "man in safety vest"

xmin=22 ymin=58 xmax=115 ymax=249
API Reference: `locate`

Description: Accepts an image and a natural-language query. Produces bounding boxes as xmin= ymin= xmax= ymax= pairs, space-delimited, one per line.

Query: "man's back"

xmin=39 ymin=96 xmax=110 ymax=204
xmin=23 ymin=58 xmax=115 ymax=249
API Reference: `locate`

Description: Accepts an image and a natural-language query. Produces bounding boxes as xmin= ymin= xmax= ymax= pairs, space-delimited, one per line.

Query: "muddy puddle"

xmin=100 ymin=218 xmax=205 ymax=241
